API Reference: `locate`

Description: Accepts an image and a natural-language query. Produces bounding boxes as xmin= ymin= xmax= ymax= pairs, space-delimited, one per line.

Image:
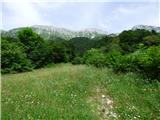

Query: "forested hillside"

xmin=1 ymin=25 xmax=160 ymax=80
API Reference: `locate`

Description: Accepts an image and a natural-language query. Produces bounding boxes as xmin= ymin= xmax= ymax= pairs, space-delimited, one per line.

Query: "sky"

xmin=1 ymin=0 xmax=160 ymax=33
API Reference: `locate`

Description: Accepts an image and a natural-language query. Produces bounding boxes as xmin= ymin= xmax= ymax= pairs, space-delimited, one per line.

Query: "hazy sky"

xmin=1 ymin=0 xmax=160 ymax=33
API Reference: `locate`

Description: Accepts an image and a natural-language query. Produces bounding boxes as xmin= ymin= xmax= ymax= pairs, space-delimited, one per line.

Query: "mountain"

xmin=1 ymin=25 xmax=108 ymax=40
xmin=132 ymin=25 xmax=160 ymax=33
xmin=2 ymin=25 xmax=159 ymax=40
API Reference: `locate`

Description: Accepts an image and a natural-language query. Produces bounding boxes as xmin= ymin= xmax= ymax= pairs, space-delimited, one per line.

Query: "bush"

xmin=109 ymin=46 xmax=160 ymax=80
xmin=70 ymin=37 xmax=96 ymax=56
xmin=105 ymin=51 xmax=128 ymax=72
xmin=2 ymin=28 xmax=76 ymax=73
xmin=143 ymin=35 xmax=160 ymax=46
xmin=1 ymin=39 xmax=32 ymax=73
xmin=18 ymin=28 xmax=48 ymax=68
xmin=133 ymin=46 xmax=160 ymax=80
xmin=83 ymin=49 xmax=106 ymax=67
xmin=46 ymin=41 xmax=74 ymax=64
xmin=119 ymin=29 xmax=152 ymax=53
xmin=72 ymin=56 xmax=84 ymax=65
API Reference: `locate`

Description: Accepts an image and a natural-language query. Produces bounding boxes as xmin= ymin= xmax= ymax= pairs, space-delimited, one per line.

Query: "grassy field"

xmin=1 ymin=64 xmax=160 ymax=120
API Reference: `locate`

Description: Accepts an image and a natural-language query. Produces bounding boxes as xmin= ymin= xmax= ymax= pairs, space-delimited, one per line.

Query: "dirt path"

xmin=89 ymin=87 xmax=117 ymax=120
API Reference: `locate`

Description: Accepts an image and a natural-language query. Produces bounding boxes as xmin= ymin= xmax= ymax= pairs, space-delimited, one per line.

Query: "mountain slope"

xmin=2 ymin=25 xmax=160 ymax=40
xmin=132 ymin=25 xmax=160 ymax=33
xmin=32 ymin=25 xmax=108 ymax=40
xmin=2 ymin=25 xmax=108 ymax=40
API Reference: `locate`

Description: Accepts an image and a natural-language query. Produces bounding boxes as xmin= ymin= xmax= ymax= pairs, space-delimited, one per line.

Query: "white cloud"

xmin=75 ymin=4 xmax=102 ymax=29
xmin=159 ymin=0 xmax=160 ymax=26
xmin=2 ymin=0 xmax=158 ymax=2
xmin=96 ymin=2 xmax=159 ymax=32
xmin=2 ymin=0 xmax=49 ymax=29
xmin=114 ymin=6 xmax=134 ymax=15
xmin=1 ymin=0 xmax=159 ymax=32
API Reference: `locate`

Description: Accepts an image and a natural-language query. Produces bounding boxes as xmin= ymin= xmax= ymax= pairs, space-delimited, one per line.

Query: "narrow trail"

xmin=89 ymin=87 xmax=117 ymax=120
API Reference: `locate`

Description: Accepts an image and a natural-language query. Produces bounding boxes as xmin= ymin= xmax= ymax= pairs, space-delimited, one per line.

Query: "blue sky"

xmin=1 ymin=0 xmax=160 ymax=33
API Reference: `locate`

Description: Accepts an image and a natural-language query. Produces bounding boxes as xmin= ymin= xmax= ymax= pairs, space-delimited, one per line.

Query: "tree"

xmin=18 ymin=28 xmax=48 ymax=68
xmin=70 ymin=37 xmax=96 ymax=56
xmin=119 ymin=29 xmax=152 ymax=53
xmin=83 ymin=48 xmax=106 ymax=67
xmin=1 ymin=38 xmax=32 ymax=73
xmin=46 ymin=41 xmax=75 ymax=63
xmin=143 ymin=35 xmax=160 ymax=46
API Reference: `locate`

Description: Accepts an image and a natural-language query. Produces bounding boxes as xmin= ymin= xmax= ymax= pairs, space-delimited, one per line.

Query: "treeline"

xmin=1 ymin=27 xmax=160 ymax=80
xmin=82 ymin=29 xmax=160 ymax=80
xmin=1 ymin=28 xmax=74 ymax=73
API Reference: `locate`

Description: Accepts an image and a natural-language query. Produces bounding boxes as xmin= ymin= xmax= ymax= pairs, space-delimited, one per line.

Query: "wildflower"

xmin=102 ymin=95 xmax=106 ymax=98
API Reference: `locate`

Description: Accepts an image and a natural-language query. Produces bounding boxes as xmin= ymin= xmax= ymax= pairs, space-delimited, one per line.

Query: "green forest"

xmin=2 ymin=27 xmax=160 ymax=80
xmin=1 ymin=27 xmax=160 ymax=120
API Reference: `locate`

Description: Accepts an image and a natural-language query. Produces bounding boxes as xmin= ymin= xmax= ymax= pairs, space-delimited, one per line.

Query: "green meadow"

xmin=2 ymin=64 xmax=160 ymax=120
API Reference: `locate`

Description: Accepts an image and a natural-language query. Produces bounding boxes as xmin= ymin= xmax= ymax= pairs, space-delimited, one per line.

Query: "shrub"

xmin=83 ymin=48 xmax=106 ymax=67
xmin=110 ymin=46 xmax=160 ymax=80
xmin=143 ymin=35 xmax=160 ymax=46
xmin=119 ymin=29 xmax=152 ymax=53
xmin=46 ymin=41 xmax=72 ymax=64
xmin=70 ymin=37 xmax=95 ymax=55
xmin=1 ymin=39 xmax=32 ymax=73
xmin=72 ymin=56 xmax=84 ymax=65
xmin=133 ymin=46 xmax=160 ymax=80
xmin=105 ymin=51 xmax=128 ymax=72
xmin=17 ymin=28 xmax=48 ymax=68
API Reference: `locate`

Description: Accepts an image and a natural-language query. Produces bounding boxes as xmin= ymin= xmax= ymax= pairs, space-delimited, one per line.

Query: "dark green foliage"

xmin=71 ymin=56 xmax=84 ymax=65
xmin=70 ymin=37 xmax=96 ymax=56
xmin=105 ymin=51 xmax=125 ymax=70
xmin=130 ymin=46 xmax=160 ymax=80
xmin=80 ymin=29 xmax=160 ymax=80
xmin=49 ymin=42 xmax=68 ymax=63
xmin=2 ymin=28 xmax=75 ymax=73
xmin=83 ymin=49 xmax=106 ymax=67
xmin=83 ymin=46 xmax=160 ymax=80
xmin=17 ymin=28 xmax=74 ymax=68
xmin=46 ymin=40 xmax=75 ymax=63
xmin=94 ymin=36 xmax=112 ymax=51
xmin=2 ymin=26 xmax=160 ymax=80
xmin=28 ymin=43 xmax=49 ymax=68
xmin=119 ymin=29 xmax=152 ymax=53
xmin=143 ymin=35 xmax=160 ymax=46
xmin=61 ymin=40 xmax=75 ymax=61
xmin=1 ymin=36 xmax=20 ymax=43
xmin=1 ymin=38 xmax=32 ymax=73
xmin=94 ymin=36 xmax=123 ymax=54
xmin=18 ymin=28 xmax=48 ymax=68
xmin=50 ymin=36 xmax=67 ymax=42
xmin=112 ymin=46 xmax=160 ymax=80
xmin=151 ymin=30 xmax=157 ymax=35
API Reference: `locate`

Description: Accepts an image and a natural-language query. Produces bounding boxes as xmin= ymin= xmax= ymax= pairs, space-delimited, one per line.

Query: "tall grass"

xmin=2 ymin=64 xmax=160 ymax=120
